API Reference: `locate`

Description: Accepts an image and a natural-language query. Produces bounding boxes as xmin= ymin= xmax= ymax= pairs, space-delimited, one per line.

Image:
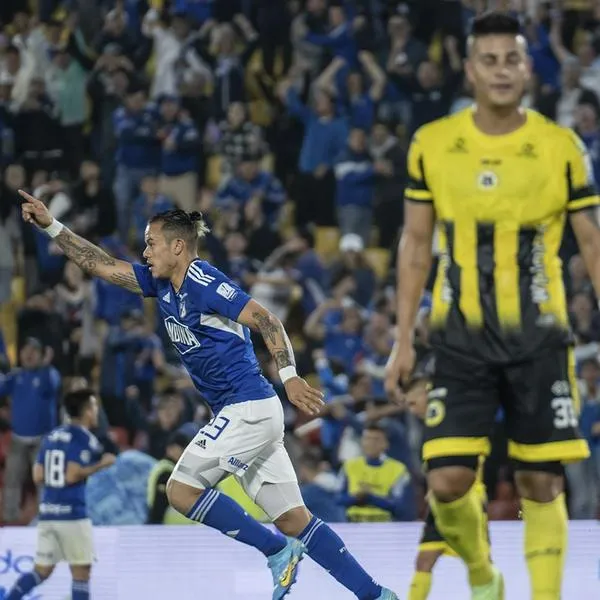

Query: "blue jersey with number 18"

xmin=133 ymin=259 xmax=275 ymax=415
xmin=36 ymin=424 xmax=103 ymax=521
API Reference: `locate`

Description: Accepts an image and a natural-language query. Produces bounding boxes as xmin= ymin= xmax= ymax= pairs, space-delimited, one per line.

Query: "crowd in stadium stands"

xmin=0 ymin=0 xmax=599 ymax=527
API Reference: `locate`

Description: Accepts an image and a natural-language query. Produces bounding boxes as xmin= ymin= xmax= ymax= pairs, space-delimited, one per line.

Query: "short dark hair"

xmin=63 ymin=388 xmax=95 ymax=419
xmin=149 ymin=209 xmax=210 ymax=246
xmin=363 ymin=423 xmax=388 ymax=438
xmin=470 ymin=11 xmax=521 ymax=38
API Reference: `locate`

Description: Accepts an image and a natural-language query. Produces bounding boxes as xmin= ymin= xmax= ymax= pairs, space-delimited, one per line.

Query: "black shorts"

xmin=422 ymin=347 xmax=590 ymax=464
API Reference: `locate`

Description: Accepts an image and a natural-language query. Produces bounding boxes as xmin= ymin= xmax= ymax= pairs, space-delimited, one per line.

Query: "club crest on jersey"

xmin=477 ymin=171 xmax=498 ymax=190
xmin=178 ymin=292 xmax=188 ymax=319
xmin=164 ymin=315 xmax=200 ymax=354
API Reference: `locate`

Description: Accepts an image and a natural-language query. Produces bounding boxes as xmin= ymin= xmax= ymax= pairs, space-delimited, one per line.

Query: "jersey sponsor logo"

xmin=216 ymin=282 xmax=237 ymax=301
xmin=195 ymin=438 xmax=206 ymax=449
xmin=517 ymin=143 xmax=537 ymax=159
xmin=164 ymin=316 xmax=201 ymax=354
xmin=228 ymin=457 xmax=248 ymax=472
xmin=449 ymin=137 xmax=468 ymax=153
xmin=162 ymin=291 xmax=171 ymax=303
xmin=530 ymin=226 xmax=549 ymax=304
xmin=0 ymin=549 xmax=35 ymax=575
xmin=477 ymin=171 xmax=498 ymax=190
xmin=80 ymin=450 xmax=91 ymax=464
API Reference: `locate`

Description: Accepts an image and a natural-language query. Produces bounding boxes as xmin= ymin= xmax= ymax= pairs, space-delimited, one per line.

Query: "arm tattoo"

xmin=54 ymin=228 xmax=140 ymax=293
xmin=109 ymin=272 xmax=142 ymax=294
xmin=252 ymin=311 xmax=295 ymax=369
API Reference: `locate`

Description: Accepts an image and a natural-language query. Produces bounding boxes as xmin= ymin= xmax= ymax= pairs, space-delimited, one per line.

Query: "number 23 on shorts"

xmin=201 ymin=416 xmax=231 ymax=441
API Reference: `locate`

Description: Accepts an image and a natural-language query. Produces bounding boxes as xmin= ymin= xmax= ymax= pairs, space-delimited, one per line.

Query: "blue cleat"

xmin=376 ymin=588 xmax=399 ymax=600
xmin=267 ymin=538 xmax=304 ymax=600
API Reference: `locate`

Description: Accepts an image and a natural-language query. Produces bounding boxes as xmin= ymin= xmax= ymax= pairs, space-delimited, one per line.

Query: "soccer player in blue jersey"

xmin=20 ymin=190 xmax=398 ymax=600
xmin=6 ymin=388 xmax=116 ymax=600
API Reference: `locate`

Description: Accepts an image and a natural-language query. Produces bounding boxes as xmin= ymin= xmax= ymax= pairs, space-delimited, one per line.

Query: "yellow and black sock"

xmin=408 ymin=571 xmax=432 ymax=600
xmin=429 ymin=483 xmax=493 ymax=587
xmin=522 ymin=493 xmax=567 ymax=600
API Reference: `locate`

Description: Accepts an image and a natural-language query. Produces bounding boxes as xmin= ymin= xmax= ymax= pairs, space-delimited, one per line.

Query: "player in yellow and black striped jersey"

xmin=386 ymin=11 xmax=600 ymax=600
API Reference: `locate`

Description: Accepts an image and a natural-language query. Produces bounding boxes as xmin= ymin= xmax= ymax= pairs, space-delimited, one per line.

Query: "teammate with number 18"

xmin=6 ymin=389 xmax=116 ymax=600
xmin=18 ymin=193 xmax=398 ymax=600
xmin=386 ymin=11 xmax=599 ymax=600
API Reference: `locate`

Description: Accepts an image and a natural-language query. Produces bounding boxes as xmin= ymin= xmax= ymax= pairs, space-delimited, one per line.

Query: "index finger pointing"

xmin=18 ymin=189 xmax=37 ymax=203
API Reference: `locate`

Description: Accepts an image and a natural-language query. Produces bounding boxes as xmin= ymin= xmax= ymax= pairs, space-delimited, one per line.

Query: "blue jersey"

xmin=133 ymin=259 xmax=275 ymax=414
xmin=36 ymin=425 xmax=103 ymax=521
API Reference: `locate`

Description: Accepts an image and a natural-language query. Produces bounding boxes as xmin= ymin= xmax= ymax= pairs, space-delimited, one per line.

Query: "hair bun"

xmin=188 ymin=211 xmax=203 ymax=223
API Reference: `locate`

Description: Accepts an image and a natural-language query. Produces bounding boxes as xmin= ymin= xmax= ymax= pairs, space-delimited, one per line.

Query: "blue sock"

xmin=72 ymin=579 xmax=90 ymax=600
xmin=187 ymin=489 xmax=286 ymax=557
xmin=6 ymin=571 xmax=42 ymax=600
xmin=298 ymin=516 xmax=382 ymax=600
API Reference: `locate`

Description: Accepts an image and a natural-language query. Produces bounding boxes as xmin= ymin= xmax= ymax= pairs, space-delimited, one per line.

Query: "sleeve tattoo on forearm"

xmin=55 ymin=229 xmax=140 ymax=293
xmin=252 ymin=311 xmax=295 ymax=369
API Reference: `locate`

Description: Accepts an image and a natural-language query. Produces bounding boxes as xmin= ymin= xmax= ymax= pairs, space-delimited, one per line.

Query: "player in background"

xmin=19 ymin=195 xmax=398 ymax=600
xmin=6 ymin=389 xmax=116 ymax=600
xmin=403 ymin=359 xmax=490 ymax=600
xmin=386 ymin=11 xmax=597 ymax=600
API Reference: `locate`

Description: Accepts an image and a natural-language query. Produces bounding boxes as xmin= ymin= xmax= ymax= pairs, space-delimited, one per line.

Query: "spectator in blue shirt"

xmin=304 ymin=0 xmax=358 ymax=67
xmin=99 ymin=309 xmax=147 ymax=432
xmin=174 ymin=0 xmax=214 ymax=26
xmin=574 ymin=102 xmax=600 ymax=186
xmin=316 ymin=52 xmax=386 ymax=130
xmin=566 ymin=358 xmax=600 ymax=519
xmin=113 ymin=84 xmax=160 ymax=242
xmin=279 ymin=79 xmax=348 ymax=226
xmin=0 ymin=337 xmax=61 ymax=523
xmin=334 ymin=128 xmax=386 ymax=244
xmin=94 ymin=236 xmax=143 ymax=325
xmin=288 ymin=227 xmax=328 ymax=316
xmin=329 ymin=234 xmax=377 ymax=308
xmin=299 ymin=451 xmax=347 ymax=523
xmin=132 ymin=176 xmax=175 ymax=252
xmin=215 ymin=156 xmax=286 ymax=228
xmin=305 ymin=298 xmax=365 ymax=374
xmin=157 ymin=95 xmax=201 ymax=213
xmin=221 ymin=231 xmax=261 ymax=291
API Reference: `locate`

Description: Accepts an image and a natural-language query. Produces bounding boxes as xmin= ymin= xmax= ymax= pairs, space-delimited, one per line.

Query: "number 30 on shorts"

xmin=551 ymin=397 xmax=578 ymax=429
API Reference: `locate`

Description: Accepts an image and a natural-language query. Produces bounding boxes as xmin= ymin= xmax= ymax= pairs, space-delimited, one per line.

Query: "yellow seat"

xmin=315 ymin=227 xmax=341 ymax=261
xmin=206 ymin=156 xmax=223 ymax=190
xmin=365 ymin=248 xmax=391 ymax=281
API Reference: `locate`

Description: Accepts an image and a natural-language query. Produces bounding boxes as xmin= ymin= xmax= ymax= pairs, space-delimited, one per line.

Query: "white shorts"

xmin=36 ymin=519 xmax=95 ymax=566
xmin=171 ymin=396 xmax=298 ymax=501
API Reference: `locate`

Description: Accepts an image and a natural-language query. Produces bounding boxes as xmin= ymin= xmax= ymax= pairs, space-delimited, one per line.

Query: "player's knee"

xmin=70 ymin=564 xmax=91 ymax=581
xmin=274 ymin=505 xmax=312 ymax=537
xmin=34 ymin=565 xmax=54 ymax=580
xmin=415 ymin=550 xmax=442 ymax=573
xmin=514 ymin=465 xmax=563 ymax=502
xmin=427 ymin=465 xmax=476 ymax=502
xmin=166 ymin=477 xmax=205 ymax=513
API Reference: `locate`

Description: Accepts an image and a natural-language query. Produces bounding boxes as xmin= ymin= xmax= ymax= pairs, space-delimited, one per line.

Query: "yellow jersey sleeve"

xmin=404 ymin=135 xmax=433 ymax=204
xmin=564 ymin=130 xmax=600 ymax=212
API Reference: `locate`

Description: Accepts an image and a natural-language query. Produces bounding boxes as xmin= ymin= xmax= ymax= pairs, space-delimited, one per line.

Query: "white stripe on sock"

xmin=199 ymin=489 xmax=220 ymax=522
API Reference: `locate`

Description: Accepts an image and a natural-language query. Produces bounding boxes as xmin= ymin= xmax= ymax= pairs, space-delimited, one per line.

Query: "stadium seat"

xmin=365 ymin=248 xmax=391 ymax=281
xmin=206 ymin=156 xmax=222 ymax=190
xmin=315 ymin=227 xmax=341 ymax=261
